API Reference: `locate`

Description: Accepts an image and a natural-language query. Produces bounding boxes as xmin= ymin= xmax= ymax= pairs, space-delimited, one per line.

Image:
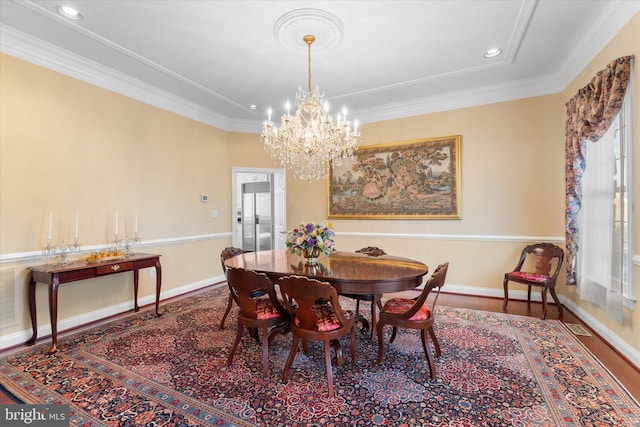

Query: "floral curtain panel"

xmin=565 ymin=55 xmax=633 ymax=285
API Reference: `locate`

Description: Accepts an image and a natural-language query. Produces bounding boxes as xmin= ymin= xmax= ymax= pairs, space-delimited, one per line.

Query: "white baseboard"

xmin=559 ymin=297 xmax=640 ymax=370
xmin=0 ymin=274 xmax=225 ymax=350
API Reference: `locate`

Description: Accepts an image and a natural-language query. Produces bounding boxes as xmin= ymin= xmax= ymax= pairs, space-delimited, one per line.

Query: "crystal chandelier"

xmin=261 ymin=35 xmax=361 ymax=181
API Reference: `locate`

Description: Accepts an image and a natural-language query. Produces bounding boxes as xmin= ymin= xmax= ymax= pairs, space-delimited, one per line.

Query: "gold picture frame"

xmin=327 ymin=135 xmax=461 ymax=219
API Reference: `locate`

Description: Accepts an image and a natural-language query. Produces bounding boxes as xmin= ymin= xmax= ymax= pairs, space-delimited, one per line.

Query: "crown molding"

xmin=1 ymin=1 xmax=636 ymax=134
xmin=353 ymin=73 xmax=561 ymax=124
xmin=0 ymin=24 xmax=233 ymax=131
xmin=556 ymin=0 xmax=640 ymax=89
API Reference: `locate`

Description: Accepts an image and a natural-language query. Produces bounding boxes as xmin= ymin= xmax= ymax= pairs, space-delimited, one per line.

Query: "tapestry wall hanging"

xmin=327 ymin=135 xmax=461 ymax=219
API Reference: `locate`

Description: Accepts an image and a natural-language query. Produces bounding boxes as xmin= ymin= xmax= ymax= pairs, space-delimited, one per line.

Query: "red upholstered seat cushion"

xmin=382 ymin=298 xmax=430 ymax=320
xmin=508 ymin=271 xmax=549 ymax=283
xmin=294 ymin=303 xmax=353 ymax=331
xmin=255 ymin=297 xmax=281 ymax=319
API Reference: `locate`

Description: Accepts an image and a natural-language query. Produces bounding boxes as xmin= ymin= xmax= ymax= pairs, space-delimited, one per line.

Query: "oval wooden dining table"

xmin=224 ymin=249 xmax=429 ymax=335
xmin=225 ymin=249 xmax=428 ymax=293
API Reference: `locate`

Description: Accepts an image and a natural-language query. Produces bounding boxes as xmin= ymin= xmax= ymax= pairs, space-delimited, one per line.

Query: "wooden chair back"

xmin=219 ymin=247 xmax=251 ymax=329
xmin=395 ymin=262 xmax=448 ymax=322
xmin=355 ymin=246 xmax=387 ymax=257
xmin=514 ymin=243 xmax=564 ymax=279
xmin=220 ymin=247 xmax=248 ymax=272
xmin=343 ymin=246 xmax=388 ymax=338
xmin=278 ymin=275 xmax=351 ymax=333
xmin=226 ymin=267 xmax=286 ymax=320
xmin=225 ymin=267 xmax=289 ymax=377
xmin=278 ymin=274 xmax=356 ymax=397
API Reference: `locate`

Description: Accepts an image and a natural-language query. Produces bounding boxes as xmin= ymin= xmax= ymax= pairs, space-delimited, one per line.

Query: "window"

xmin=613 ymin=97 xmax=635 ymax=309
xmin=578 ymin=89 xmax=635 ymax=319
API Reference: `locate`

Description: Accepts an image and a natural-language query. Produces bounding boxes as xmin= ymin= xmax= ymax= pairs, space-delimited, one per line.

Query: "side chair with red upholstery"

xmin=219 ymin=247 xmax=249 ymax=329
xmin=225 ymin=267 xmax=289 ymax=377
xmin=278 ymin=275 xmax=356 ymax=398
xmin=375 ymin=262 xmax=449 ymax=380
xmin=340 ymin=246 xmax=387 ymax=338
xmin=503 ymin=242 xmax=564 ymax=320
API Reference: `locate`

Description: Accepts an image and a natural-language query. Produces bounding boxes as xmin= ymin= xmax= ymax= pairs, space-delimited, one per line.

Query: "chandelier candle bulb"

xmin=48 ymin=210 xmax=53 ymax=240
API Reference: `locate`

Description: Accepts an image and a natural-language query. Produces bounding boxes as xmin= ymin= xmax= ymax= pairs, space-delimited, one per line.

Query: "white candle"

xmin=135 ymin=212 xmax=138 ymax=233
xmin=75 ymin=211 xmax=79 ymax=239
xmin=48 ymin=210 xmax=52 ymax=240
xmin=115 ymin=210 xmax=119 ymax=235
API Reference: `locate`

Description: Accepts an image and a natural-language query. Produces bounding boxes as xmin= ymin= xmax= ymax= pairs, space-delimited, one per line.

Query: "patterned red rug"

xmin=1 ymin=286 xmax=639 ymax=426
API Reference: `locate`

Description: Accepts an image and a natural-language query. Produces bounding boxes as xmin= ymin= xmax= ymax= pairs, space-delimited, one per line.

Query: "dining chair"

xmin=225 ymin=267 xmax=289 ymax=377
xmin=278 ymin=275 xmax=356 ymax=398
xmin=219 ymin=247 xmax=249 ymax=329
xmin=379 ymin=272 xmax=441 ymax=357
xmin=340 ymin=246 xmax=387 ymax=338
xmin=375 ymin=262 xmax=449 ymax=380
xmin=503 ymin=242 xmax=564 ymax=320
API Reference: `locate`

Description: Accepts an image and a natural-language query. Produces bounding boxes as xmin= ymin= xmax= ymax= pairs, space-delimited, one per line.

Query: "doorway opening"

xmin=232 ymin=167 xmax=286 ymax=251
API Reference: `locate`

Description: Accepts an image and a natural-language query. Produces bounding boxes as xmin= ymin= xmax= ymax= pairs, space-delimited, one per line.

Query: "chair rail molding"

xmin=336 ymin=231 xmax=564 ymax=243
xmin=0 ymin=232 xmax=232 ymax=264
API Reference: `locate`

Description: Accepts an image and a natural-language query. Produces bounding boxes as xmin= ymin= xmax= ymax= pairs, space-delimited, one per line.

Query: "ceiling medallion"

xmin=274 ymin=8 xmax=345 ymax=52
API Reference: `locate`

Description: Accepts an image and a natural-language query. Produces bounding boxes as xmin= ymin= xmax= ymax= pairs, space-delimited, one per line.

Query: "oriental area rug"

xmin=1 ymin=286 xmax=639 ymax=426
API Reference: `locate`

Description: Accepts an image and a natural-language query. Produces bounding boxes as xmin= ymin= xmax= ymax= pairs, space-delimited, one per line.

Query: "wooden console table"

xmin=27 ymin=252 xmax=162 ymax=353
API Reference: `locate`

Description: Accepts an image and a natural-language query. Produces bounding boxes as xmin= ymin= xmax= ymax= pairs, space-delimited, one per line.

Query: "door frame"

xmin=231 ymin=167 xmax=286 ymax=250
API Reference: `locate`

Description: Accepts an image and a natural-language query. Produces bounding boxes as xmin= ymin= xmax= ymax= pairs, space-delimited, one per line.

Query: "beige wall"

xmin=1 ymin=12 xmax=638 ymax=361
xmin=0 ymin=54 xmax=233 ymax=339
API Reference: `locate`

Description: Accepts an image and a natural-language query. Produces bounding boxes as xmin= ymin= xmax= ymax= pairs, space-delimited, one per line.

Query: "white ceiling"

xmin=1 ymin=0 xmax=637 ymax=133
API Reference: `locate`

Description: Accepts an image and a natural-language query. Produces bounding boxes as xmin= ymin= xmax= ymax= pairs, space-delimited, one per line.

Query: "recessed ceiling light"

xmin=248 ymin=105 xmax=258 ymax=111
xmin=56 ymin=5 xmax=83 ymax=20
xmin=484 ymin=48 xmax=502 ymax=58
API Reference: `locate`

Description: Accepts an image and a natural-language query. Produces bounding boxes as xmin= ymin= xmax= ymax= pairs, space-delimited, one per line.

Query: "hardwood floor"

xmin=1 ymin=290 xmax=639 ymax=403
